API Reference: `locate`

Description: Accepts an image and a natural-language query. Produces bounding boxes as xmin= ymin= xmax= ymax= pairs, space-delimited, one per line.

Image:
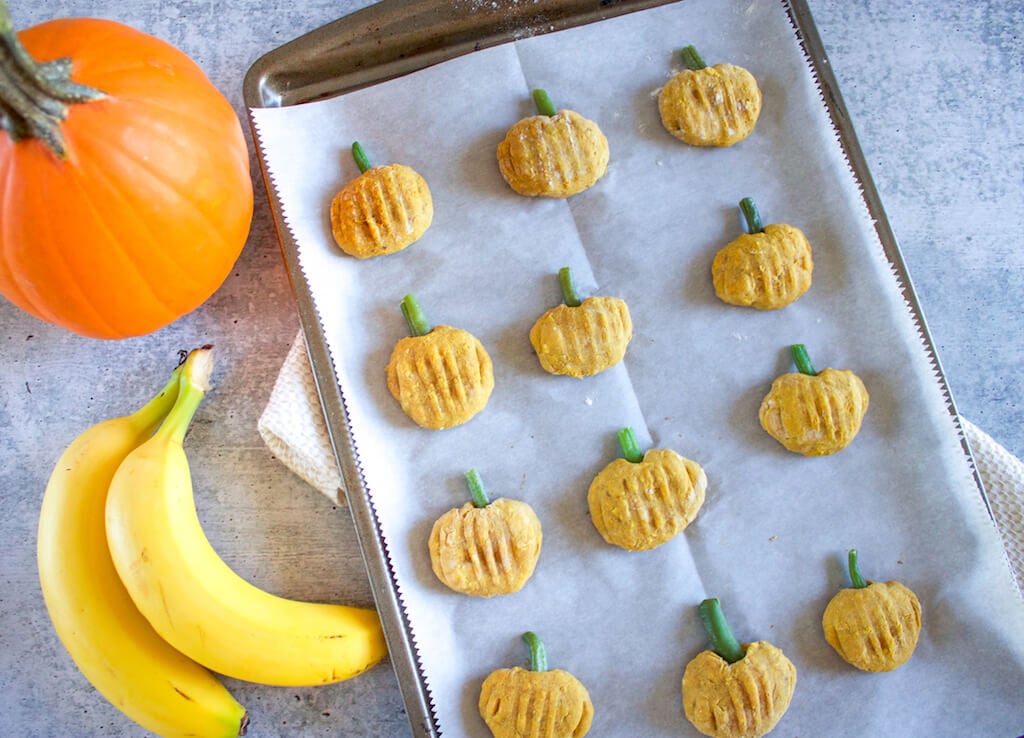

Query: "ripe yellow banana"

xmin=37 ymin=359 xmax=249 ymax=738
xmin=106 ymin=346 xmax=388 ymax=687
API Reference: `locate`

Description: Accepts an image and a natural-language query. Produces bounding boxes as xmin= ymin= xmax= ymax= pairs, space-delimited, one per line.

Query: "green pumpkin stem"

xmin=680 ymin=44 xmax=707 ymax=71
xmin=698 ymin=598 xmax=746 ymax=664
xmin=400 ymin=294 xmax=432 ymax=338
xmin=464 ymin=468 xmax=490 ymax=508
xmin=617 ymin=426 xmax=644 ymax=464
xmin=532 ymin=88 xmax=557 ymax=117
xmin=0 ymin=0 xmax=106 ymax=158
xmin=739 ymin=197 xmax=765 ymax=234
xmin=847 ymin=548 xmax=868 ymax=589
xmin=557 ymin=266 xmax=583 ymax=308
xmin=351 ymin=141 xmax=372 ymax=174
xmin=522 ymin=631 xmax=549 ymax=672
xmin=789 ymin=343 xmax=817 ymax=376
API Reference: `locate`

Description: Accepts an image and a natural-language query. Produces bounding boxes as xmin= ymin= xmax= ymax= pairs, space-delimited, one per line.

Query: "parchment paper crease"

xmin=251 ymin=1 xmax=1024 ymax=735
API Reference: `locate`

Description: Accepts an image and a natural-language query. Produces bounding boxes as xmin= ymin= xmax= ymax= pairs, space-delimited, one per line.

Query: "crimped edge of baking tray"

xmin=243 ymin=2 xmax=989 ymax=735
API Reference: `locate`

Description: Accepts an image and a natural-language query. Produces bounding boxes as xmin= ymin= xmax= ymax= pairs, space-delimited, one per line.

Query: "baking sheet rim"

xmin=242 ymin=1 xmax=990 ymax=734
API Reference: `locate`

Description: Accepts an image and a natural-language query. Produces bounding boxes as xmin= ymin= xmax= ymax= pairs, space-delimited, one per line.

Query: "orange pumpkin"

xmin=0 ymin=13 xmax=253 ymax=339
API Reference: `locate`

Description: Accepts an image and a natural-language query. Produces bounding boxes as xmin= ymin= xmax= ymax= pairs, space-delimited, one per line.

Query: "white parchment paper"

xmin=251 ymin=1 xmax=1024 ymax=735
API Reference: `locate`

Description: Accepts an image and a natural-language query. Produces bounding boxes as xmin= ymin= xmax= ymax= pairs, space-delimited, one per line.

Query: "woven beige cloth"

xmin=258 ymin=333 xmax=344 ymax=502
xmin=258 ymin=332 xmax=1024 ymax=592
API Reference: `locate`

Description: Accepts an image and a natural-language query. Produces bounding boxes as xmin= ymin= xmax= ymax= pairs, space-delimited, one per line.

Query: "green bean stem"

xmin=698 ymin=598 xmax=746 ymax=664
xmin=789 ymin=343 xmax=817 ymax=376
xmin=847 ymin=549 xmax=868 ymax=589
xmin=617 ymin=426 xmax=644 ymax=464
xmin=464 ymin=468 xmax=490 ymax=508
xmin=558 ymin=266 xmax=583 ymax=308
xmin=532 ymin=88 xmax=557 ymax=117
xmin=351 ymin=141 xmax=372 ymax=173
xmin=522 ymin=631 xmax=549 ymax=672
xmin=680 ymin=44 xmax=707 ymax=71
xmin=400 ymin=294 xmax=431 ymax=338
xmin=739 ymin=197 xmax=765 ymax=234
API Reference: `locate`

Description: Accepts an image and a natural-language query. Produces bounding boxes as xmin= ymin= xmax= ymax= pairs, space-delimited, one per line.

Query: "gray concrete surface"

xmin=1 ymin=1 xmax=1021 ymax=736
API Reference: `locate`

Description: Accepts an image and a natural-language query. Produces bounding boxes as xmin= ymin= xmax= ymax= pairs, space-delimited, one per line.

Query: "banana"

xmin=105 ymin=346 xmax=388 ymax=687
xmin=37 ymin=359 xmax=249 ymax=738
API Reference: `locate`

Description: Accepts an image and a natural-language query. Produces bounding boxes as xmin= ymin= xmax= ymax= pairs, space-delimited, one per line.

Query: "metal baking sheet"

xmin=242 ymin=2 xmax=995 ymax=736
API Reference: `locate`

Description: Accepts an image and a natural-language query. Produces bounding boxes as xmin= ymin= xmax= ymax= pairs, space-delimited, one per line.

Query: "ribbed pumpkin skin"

xmin=0 ymin=19 xmax=253 ymax=339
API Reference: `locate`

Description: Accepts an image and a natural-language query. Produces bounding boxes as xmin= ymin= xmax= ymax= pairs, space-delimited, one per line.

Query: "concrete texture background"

xmin=1 ymin=1 xmax=1021 ymax=736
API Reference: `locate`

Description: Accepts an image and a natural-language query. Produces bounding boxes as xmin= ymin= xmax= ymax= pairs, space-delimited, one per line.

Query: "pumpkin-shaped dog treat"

xmin=429 ymin=469 xmax=542 ymax=597
xmin=712 ymin=198 xmax=813 ymax=310
xmin=822 ymin=549 xmax=922 ymax=672
xmin=330 ymin=142 xmax=433 ymax=258
xmin=530 ymin=266 xmax=632 ymax=378
xmin=386 ymin=294 xmax=494 ymax=429
xmin=658 ymin=45 xmax=762 ymax=147
xmin=497 ymin=89 xmax=609 ymax=198
xmin=683 ymin=598 xmax=797 ymax=738
xmin=759 ymin=344 xmax=869 ymax=456
xmin=480 ymin=631 xmax=594 ymax=738
xmin=588 ymin=427 xmax=706 ymax=551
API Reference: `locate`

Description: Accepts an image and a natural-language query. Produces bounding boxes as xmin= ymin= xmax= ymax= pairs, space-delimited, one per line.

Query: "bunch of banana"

xmin=37 ymin=358 xmax=248 ymax=738
xmin=38 ymin=346 xmax=388 ymax=736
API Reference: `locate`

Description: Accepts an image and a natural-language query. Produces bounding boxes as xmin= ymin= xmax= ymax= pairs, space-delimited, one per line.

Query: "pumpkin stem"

xmin=0 ymin=0 xmax=106 ymax=158
xmin=789 ymin=343 xmax=817 ymax=376
xmin=464 ymin=468 xmax=491 ymax=508
xmin=557 ymin=266 xmax=583 ymax=308
xmin=400 ymin=294 xmax=432 ymax=338
xmin=739 ymin=197 xmax=765 ymax=234
xmin=847 ymin=548 xmax=868 ymax=589
xmin=351 ymin=141 xmax=372 ymax=174
xmin=698 ymin=598 xmax=746 ymax=664
xmin=617 ymin=426 xmax=645 ymax=464
xmin=522 ymin=632 xmax=549 ymax=672
xmin=680 ymin=45 xmax=707 ymax=71
xmin=532 ymin=88 xmax=556 ymax=117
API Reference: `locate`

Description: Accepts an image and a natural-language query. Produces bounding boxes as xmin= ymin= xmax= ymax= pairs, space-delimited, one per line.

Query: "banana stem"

xmin=0 ymin=0 xmax=106 ymax=157
xmin=155 ymin=347 xmax=215 ymax=445
xmin=128 ymin=364 xmax=184 ymax=437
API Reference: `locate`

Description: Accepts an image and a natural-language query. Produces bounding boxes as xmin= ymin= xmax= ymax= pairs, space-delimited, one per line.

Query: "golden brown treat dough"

xmin=497 ymin=109 xmax=609 ymax=198
xmin=530 ymin=296 xmax=632 ymax=378
xmin=386 ymin=325 xmax=494 ymax=429
xmin=682 ymin=641 xmax=797 ymax=738
xmin=588 ymin=449 xmax=706 ymax=551
xmin=658 ymin=63 xmax=762 ymax=147
xmin=759 ymin=368 xmax=869 ymax=456
xmin=330 ymin=163 xmax=433 ymax=258
xmin=712 ymin=223 xmax=813 ymax=310
xmin=429 ymin=498 xmax=542 ymax=597
xmin=822 ymin=579 xmax=922 ymax=672
xmin=480 ymin=666 xmax=593 ymax=738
